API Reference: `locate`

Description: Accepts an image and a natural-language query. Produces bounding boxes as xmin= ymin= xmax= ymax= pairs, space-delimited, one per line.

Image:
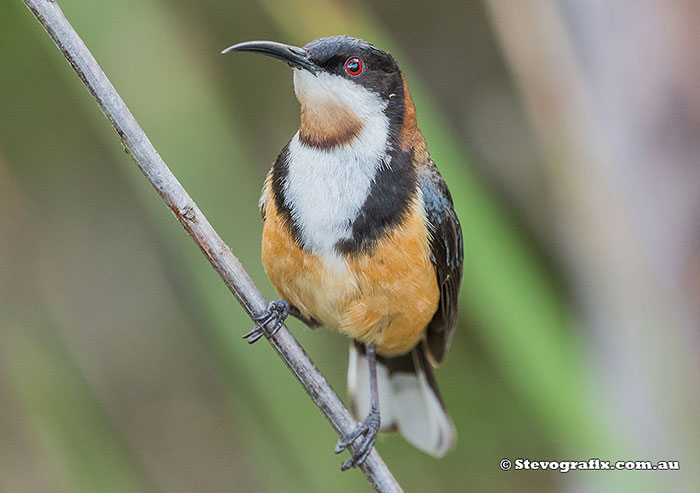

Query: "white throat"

xmin=284 ymin=70 xmax=390 ymax=270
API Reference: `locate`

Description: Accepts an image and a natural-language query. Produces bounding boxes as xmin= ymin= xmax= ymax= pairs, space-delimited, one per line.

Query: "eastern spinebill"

xmin=222 ymin=36 xmax=463 ymax=470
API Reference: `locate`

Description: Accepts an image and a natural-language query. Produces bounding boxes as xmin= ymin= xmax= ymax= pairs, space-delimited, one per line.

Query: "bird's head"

xmin=223 ymin=36 xmax=416 ymax=149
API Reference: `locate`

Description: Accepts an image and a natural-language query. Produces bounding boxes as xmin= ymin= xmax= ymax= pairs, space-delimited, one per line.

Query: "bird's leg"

xmin=289 ymin=305 xmax=321 ymax=329
xmin=243 ymin=299 xmax=290 ymax=344
xmin=335 ymin=344 xmax=381 ymax=470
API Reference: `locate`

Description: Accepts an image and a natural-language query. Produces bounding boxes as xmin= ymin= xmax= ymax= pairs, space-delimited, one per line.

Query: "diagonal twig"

xmin=20 ymin=0 xmax=401 ymax=491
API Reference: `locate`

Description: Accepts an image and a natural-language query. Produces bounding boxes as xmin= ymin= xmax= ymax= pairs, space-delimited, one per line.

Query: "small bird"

xmin=223 ymin=36 xmax=463 ymax=469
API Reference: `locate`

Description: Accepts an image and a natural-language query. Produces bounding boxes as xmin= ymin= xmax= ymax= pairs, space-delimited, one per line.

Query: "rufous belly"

xmin=261 ymin=189 xmax=439 ymax=357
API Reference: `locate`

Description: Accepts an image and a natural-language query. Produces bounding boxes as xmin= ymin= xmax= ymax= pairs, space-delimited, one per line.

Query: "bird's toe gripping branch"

xmin=244 ymin=299 xmax=290 ymax=343
xmin=335 ymin=406 xmax=381 ymax=471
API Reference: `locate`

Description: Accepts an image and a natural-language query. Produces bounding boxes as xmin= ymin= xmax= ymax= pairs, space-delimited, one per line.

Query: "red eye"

xmin=345 ymin=57 xmax=363 ymax=76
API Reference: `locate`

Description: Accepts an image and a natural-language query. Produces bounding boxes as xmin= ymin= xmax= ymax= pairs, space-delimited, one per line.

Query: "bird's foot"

xmin=334 ymin=407 xmax=380 ymax=471
xmin=243 ymin=299 xmax=290 ymax=344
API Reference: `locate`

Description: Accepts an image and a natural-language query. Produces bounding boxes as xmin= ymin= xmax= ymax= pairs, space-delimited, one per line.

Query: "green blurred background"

xmin=2 ymin=0 xmax=699 ymax=491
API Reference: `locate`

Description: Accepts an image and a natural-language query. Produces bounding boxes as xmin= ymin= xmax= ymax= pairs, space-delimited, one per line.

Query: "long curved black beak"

xmin=221 ymin=41 xmax=319 ymax=74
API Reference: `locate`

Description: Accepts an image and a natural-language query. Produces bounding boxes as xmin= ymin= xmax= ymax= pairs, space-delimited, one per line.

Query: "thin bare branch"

xmin=20 ymin=0 xmax=401 ymax=490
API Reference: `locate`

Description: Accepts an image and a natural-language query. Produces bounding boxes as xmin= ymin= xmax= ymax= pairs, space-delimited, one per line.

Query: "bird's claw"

xmin=335 ymin=409 xmax=381 ymax=470
xmin=243 ymin=299 xmax=290 ymax=343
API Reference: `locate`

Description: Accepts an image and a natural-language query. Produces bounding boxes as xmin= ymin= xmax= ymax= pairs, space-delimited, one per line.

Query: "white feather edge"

xmin=347 ymin=344 xmax=396 ymax=430
xmin=347 ymin=344 xmax=456 ymax=457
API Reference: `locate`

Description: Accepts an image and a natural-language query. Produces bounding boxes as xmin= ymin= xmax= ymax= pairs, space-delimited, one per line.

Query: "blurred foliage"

xmin=2 ymin=0 xmax=696 ymax=492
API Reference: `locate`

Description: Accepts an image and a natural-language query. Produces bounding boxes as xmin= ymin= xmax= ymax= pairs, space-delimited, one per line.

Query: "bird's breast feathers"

xmin=261 ymin=173 xmax=438 ymax=356
xmin=281 ymin=116 xmax=390 ymax=270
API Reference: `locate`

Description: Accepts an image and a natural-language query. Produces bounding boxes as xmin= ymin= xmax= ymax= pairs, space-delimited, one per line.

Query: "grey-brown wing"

xmin=418 ymin=162 xmax=463 ymax=365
